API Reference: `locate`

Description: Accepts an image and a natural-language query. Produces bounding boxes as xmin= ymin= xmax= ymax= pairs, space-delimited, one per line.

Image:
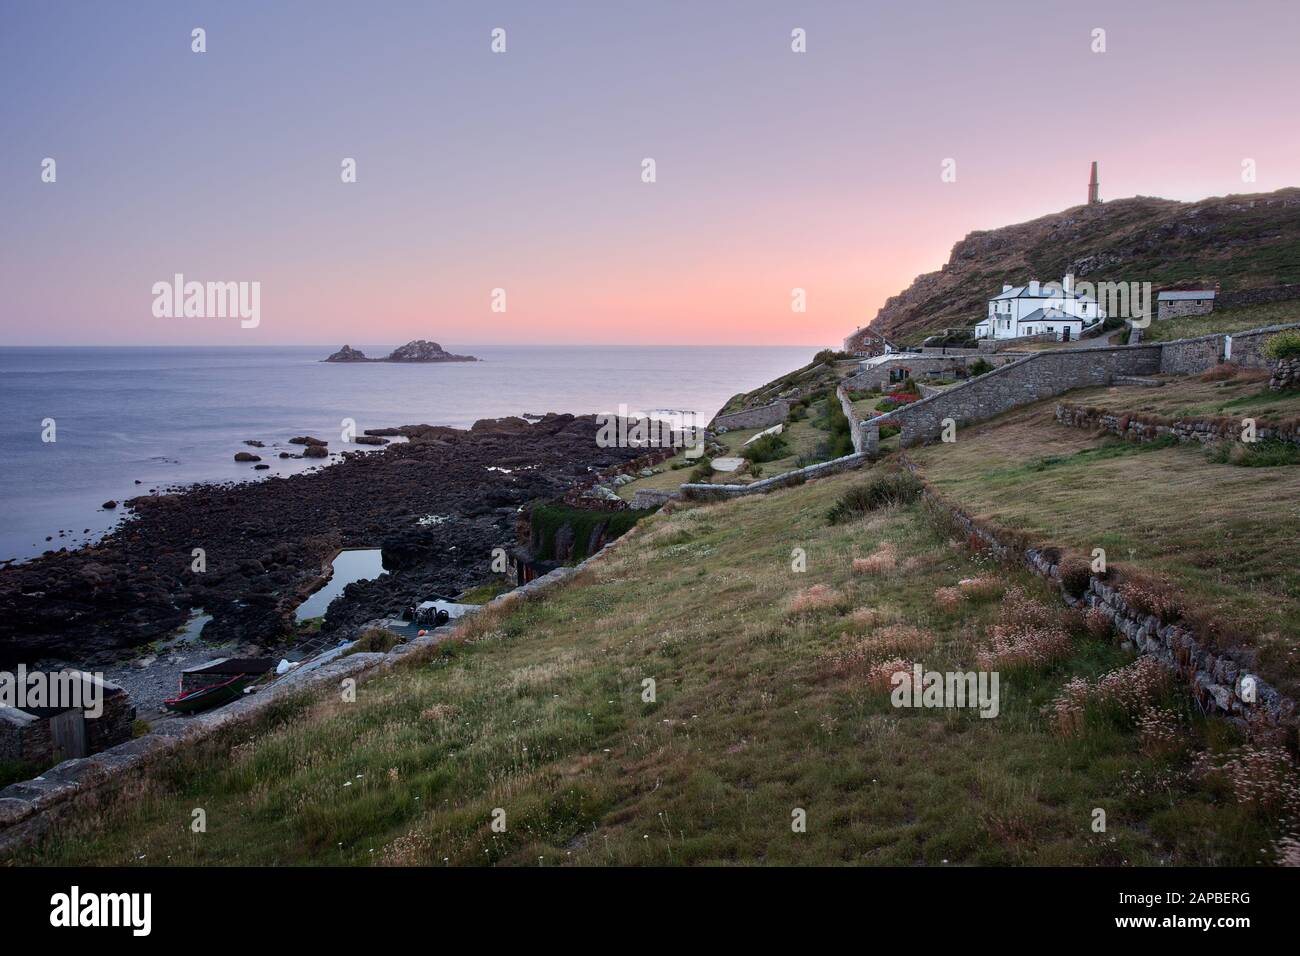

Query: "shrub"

xmin=785 ymin=584 xmax=840 ymax=616
xmin=865 ymin=657 xmax=914 ymax=693
xmin=969 ymin=358 xmax=994 ymax=376
xmin=933 ymin=586 xmax=965 ymax=612
xmin=688 ymin=458 xmax=713 ymax=482
xmin=741 ymin=432 xmax=789 ymax=463
xmin=826 ymin=472 xmax=922 ymax=524
xmin=1120 ymin=575 xmax=1183 ymax=624
xmin=1265 ymin=329 xmax=1300 ymax=361
xmin=1057 ymin=559 xmax=1093 ymax=597
xmin=852 ymin=542 xmax=898 ymax=574
xmin=957 ymin=576 xmax=1004 ymax=601
xmin=1194 ymin=745 xmax=1300 ymax=816
xmin=976 ymin=587 xmax=1074 ymax=670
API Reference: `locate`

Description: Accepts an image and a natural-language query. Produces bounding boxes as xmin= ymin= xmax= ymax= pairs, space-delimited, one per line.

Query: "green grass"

xmin=457 ymin=579 xmax=511 ymax=605
xmin=1143 ymin=300 xmax=1300 ymax=343
xmin=910 ymin=397 xmax=1300 ymax=698
xmin=17 ymin=470 xmax=1293 ymax=866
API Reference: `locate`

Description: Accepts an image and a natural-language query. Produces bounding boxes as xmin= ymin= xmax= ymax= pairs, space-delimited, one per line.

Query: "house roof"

xmin=991 ymin=284 xmax=1091 ymax=302
xmin=1157 ymin=290 xmax=1216 ymax=301
xmin=1018 ymin=308 xmax=1084 ymax=324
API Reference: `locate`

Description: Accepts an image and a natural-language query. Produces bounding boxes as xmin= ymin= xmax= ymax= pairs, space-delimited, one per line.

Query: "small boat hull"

xmin=164 ymin=674 xmax=254 ymax=714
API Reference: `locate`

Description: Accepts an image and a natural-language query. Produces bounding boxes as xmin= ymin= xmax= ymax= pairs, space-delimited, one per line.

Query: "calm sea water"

xmin=0 ymin=345 xmax=813 ymax=562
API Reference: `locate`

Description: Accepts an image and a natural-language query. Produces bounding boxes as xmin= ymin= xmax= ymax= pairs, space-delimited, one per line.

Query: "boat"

xmin=163 ymin=672 xmax=255 ymax=714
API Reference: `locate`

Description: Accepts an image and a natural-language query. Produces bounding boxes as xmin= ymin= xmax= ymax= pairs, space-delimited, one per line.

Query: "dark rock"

xmin=353 ymin=435 xmax=388 ymax=446
xmin=323 ymin=344 xmax=369 ymax=362
xmin=302 ymin=445 xmax=328 ymax=459
xmin=288 ymin=436 xmax=328 ymax=447
xmin=101 ymin=501 xmax=117 ymax=509
xmin=254 ymin=463 xmax=270 ymax=470
xmin=234 ymin=452 xmax=261 ymax=462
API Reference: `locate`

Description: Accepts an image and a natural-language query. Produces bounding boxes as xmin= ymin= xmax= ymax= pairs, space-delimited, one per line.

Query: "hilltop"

xmin=857 ymin=187 xmax=1300 ymax=346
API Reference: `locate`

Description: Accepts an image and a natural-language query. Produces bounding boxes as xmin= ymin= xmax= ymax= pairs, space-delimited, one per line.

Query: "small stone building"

xmin=1157 ymin=290 xmax=1216 ymax=320
xmin=0 ymin=672 xmax=134 ymax=766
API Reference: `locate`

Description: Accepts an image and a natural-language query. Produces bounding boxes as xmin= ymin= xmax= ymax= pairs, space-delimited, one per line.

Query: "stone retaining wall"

xmin=1216 ymin=284 xmax=1300 ymax=309
xmin=904 ymin=460 xmax=1296 ymax=742
xmin=835 ymin=385 xmax=867 ymax=455
xmin=1055 ymin=402 xmax=1300 ymax=447
xmin=1159 ymin=322 xmax=1300 ymax=375
xmin=712 ymin=400 xmax=790 ymax=432
xmin=680 ymin=452 xmax=868 ymax=501
xmin=874 ymin=344 xmax=1164 ymax=447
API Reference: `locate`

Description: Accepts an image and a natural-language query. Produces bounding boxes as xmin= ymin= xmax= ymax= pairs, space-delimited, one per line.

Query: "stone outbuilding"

xmin=1157 ymin=289 xmax=1216 ymax=320
xmin=0 ymin=672 xmax=134 ymax=767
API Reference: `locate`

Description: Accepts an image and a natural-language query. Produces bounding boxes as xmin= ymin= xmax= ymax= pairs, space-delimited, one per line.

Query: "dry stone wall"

xmin=906 ymin=463 xmax=1296 ymax=742
xmin=876 ymin=345 xmax=1163 ymax=447
xmin=712 ymin=400 xmax=790 ymax=432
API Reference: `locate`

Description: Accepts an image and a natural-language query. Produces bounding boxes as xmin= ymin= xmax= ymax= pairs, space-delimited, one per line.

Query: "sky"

xmin=1 ymin=0 xmax=1298 ymax=347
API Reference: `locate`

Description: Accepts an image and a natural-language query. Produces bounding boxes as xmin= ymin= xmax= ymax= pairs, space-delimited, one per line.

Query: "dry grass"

xmin=16 ymin=469 xmax=1300 ymax=868
xmin=909 ymin=391 xmax=1300 ymax=697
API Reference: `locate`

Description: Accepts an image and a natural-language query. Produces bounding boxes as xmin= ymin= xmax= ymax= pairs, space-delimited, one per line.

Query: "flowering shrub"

xmin=1047 ymin=677 xmax=1090 ymax=736
xmin=933 ymin=586 xmax=965 ymax=612
xmin=1081 ymin=606 xmax=1113 ymax=640
xmin=976 ymin=587 xmax=1073 ymax=670
xmin=1120 ymin=576 xmax=1183 ymax=624
xmin=1046 ymin=657 xmax=1174 ymax=738
xmin=865 ymin=657 xmax=914 ymax=692
xmin=957 ymin=576 xmax=1004 ymax=601
xmin=1136 ymin=707 xmax=1182 ymax=756
xmin=826 ymin=627 xmax=933 ymax=677
xmin=1194 ymin=745 xmax=1300 ymax=816
xmin=785 ymin=584 xmax=840 ymax=616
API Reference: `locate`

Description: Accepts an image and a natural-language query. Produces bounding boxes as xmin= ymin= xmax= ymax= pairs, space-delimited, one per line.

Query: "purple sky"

xmin=2 ymin=0 xmax=1297 ymax=346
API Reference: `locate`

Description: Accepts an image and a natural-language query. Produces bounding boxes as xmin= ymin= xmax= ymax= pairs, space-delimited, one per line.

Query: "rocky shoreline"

xmin=0 ymin=413 xmax=642 ymax=671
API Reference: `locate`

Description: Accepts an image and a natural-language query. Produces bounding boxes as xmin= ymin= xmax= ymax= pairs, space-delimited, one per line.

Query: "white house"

xmin=974 ymin=275 xmax=1105 ymax=342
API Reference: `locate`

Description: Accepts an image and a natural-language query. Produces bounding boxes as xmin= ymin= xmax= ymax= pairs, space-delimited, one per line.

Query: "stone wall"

xmin=712 ymin=400 xmax=790 ymax=432
xmin=1270 ymin=356 xmax=1300 ymax=391
xmin=680 ymin=452 xmax=868 ymax=501
xmin=1158 ymin=322 xmax=1300 ymax=375
xmin=876 ymin=345 xmax=1163 ymax=447
xmin=906 ymin=464 xmax=1296 ymax=741
xmin=842 ymin=354 xmax=1014 ymax=392
xmin=835 ymin=385 xmax=867 ymax=455
xmin=0 ymin=531 xmax=647 ymax=856
xmin=1216 ymin=283 xmax=1300 ymax=309
xmin=0 ymin=710 xmax=52 ymax=763
xmin=1055 ymin=402 xmax=1300 ymax=448
xmin=1157 ymin=298 xmax=1214 ymax=320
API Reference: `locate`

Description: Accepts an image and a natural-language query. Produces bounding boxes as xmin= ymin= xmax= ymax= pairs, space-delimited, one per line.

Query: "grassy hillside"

xmin=20 ymin=469 xmax=1297 ymax=866
xmin=862 ymin=188 xmax=1300 ymax=346
xmin=908 ymin=374 xmax=1300 ymax=699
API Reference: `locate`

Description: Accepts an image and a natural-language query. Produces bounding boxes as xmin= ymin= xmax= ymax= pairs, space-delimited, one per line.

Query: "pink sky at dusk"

xmin=2 ymin=0 xmax=1298 ymax=347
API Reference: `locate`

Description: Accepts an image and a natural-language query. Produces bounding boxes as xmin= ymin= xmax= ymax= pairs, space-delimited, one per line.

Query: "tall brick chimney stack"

xmin=1088 ymin=161 xmax=1101 ymax=205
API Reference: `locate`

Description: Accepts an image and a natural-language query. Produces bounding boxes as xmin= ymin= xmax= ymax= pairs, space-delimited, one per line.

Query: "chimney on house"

xmin=1028 ymin=280 xmax=1040 ymax=296
xmin=1002 ymin=284 xmax=1013 ymax=293
xmin=1063 ymin=273 xmax=1074 ymax=293
xmin=1087 ymin=161 xmax=1101 ymax=204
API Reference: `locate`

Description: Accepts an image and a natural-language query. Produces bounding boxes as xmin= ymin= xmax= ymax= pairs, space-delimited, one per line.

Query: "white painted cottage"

xmin=974 ymin=275 xmax=1105 ymax=342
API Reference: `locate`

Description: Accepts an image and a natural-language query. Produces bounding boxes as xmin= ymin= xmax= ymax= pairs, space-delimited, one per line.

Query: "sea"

xmin=0 ymin=345 xmax=815 ymax=562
